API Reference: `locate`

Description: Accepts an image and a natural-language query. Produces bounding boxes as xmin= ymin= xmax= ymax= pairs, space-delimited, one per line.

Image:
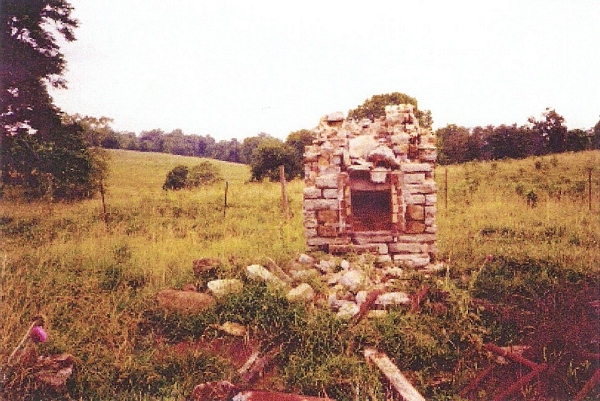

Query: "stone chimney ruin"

xmin=303 ymin=104 xmax=437 ymax=268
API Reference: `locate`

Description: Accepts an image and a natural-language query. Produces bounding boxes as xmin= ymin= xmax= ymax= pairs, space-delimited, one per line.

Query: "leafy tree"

xmin=435 ymin=124 xmax=470 ymax=165
xmin=347 ymin=92 xmax=433 ymax=128
xmin=1 ymin=0 xmax=100 ymax=199
xmin=240 ymin=133 xmax=273 ymax=164
xmin=591 ymin=119 xmax=600 ymax=150
xmin=139 ymin=129 xmax=165 ymax=152
xmin=210 ymin=138 xmax=241 ymax=163
xmin=115 ymin=131 xmax=139 ymax=150
xmin=250 ymin=139 xmax=298 ymax=181
xmin=285 ymin=129 xmax=314 ymax=178
xmin=565 ymin=129 xmax=591 ymax=152
xmin=528 ymin=108 xmax=567 ymax=154
xmin=65 ymin=114 xmax=118 ymax=148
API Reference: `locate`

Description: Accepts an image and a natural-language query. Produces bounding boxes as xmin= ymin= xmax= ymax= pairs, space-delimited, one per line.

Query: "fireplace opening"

xmin=351 ymin=189 xmax=392 ymax=232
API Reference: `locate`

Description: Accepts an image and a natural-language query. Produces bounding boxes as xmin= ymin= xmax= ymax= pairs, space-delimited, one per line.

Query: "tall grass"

xmin=0 ymin=149 xmax=598 ymax=400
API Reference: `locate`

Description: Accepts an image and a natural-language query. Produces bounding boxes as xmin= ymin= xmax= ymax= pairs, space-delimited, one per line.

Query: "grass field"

xmin=1 ymin=149 xmax=598 ymax=400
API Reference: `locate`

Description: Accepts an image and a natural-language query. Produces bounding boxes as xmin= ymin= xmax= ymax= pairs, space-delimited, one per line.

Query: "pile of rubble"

xmin=157 ymin=256 xmax=445 ymax=320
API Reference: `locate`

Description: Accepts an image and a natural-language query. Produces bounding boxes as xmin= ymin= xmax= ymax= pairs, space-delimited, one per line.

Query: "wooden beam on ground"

xmin=232 ymin=391 xmax=335 ymax=401
xmin=363 ymin=347 xmax=426 ymax=401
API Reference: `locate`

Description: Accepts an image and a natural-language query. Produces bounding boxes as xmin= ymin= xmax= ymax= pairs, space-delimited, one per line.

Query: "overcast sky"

xmin=49 ymin=1 xmax=600 ymax=141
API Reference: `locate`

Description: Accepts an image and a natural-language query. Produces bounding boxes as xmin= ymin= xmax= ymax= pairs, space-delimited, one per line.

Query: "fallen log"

xmin=232 ymin=391 xmax=335 ymax=401
xmin=363 ymin=347 xmax=425 ymax=401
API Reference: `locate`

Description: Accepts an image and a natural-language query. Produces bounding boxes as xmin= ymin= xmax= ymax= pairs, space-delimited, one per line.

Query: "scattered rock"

xmin=246 ymin=264 xmax=287 ymax=287
xmin=337 ymin=301 xmax=360 ymax=319
xmin=289 ymin=268 xmax=319 ymax=282
xmin=316 ymin=259 xmax=335 ymax=274
xmin=207 ymin=279 xmax=243 ymax=297
xmin=286 ymin=283 xmax=315 ymax=303
xmin=297 ymin=253 xmax=315 ymax=265
xmin=338 ymin=270 xmax=364 ymax=292
xmin=376 ymin=292 xmax=411 ymax=307
xmin=156 ymin=289 xmax=215 ymax=313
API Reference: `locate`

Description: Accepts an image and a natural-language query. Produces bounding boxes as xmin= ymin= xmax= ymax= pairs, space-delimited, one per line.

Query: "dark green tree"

xmin=347 ymin=92 xmax=433 ymax=129
xmin=435 ymin=124 xmax=470 ymax=165
xmin=240 ymin=133 xmax=273 ymax=164
xmin=591 ymin=119 xmax=600 ymax=150
xmin=285 ymin=129 xmax=314 ymax=177
xmin=528 ymin=108 xmax=567 ymax=154
xmin=250 ymin=139 xmax=298 ymax=181
xmin=0 ymin=0 xmax=101 ymax=199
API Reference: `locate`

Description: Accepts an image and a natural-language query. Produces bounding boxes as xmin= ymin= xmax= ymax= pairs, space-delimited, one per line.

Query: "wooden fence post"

xmin=588 ymin=168 xmax=593 ymax=211
xmin=279 ymin=165 xmax=289 ymax=220
xmin=224 ymin=181 xmax=229 ymax=217
xmin=444 ymin=168 xmax=448 ymax=214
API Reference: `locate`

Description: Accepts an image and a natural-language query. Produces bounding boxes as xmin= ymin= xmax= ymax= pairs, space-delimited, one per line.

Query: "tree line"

xmin=436 ymin=108 xmax=600 ymax=165
xmin=2 ymin=0 xmax=597 ymax=201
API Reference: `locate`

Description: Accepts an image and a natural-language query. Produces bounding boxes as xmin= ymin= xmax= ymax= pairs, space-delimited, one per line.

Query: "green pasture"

xmin=0 ymin=149 xmax=598 ymax=400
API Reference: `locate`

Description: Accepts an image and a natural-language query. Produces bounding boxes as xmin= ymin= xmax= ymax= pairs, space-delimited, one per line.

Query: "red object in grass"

xmin=30 ymin=325 xmax=48 ymax=343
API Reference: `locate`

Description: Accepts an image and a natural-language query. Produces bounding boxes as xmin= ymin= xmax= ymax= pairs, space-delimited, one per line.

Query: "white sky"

xmin=50 ymin=0 xmax=600 ymax=141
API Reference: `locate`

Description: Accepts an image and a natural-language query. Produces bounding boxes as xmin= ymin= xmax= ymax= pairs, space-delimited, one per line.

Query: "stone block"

xmin=353 ymin=232 xmax=393 ymax=244
xmin=404 ymin=182 xmax=436 ymax=194
xmin=376 ymin=243 xmax=389 ymax=254
xmin=425 ymin=206 xmax=437 ymax=217
xmin=393 ymin=254 xmax=430 ymax=269
xmin=403 ymin=193 xmax=425 ymax=205
xmin=304 ymin=199 xmax=339 ymax=211
xmin=405 ymin=221 xmax=426 ymax=234
xmin=323 ymin=188 xmax=339 ymax=199
xmin=388 ymin=242 xmax=425 ymax=254
xmin=286 ymin=283 xmax=315 ymax=303
xmin=303 ymin=187 xmax=321 ymax=199
xmin=404 ymin=173 xmax=426 ymax=184
xmin=317 ymin=209 xmax=338 ymax=223
xmin=315 ymin=174 xmax=339 ymax=188
xmin=396 ymin=234 xmax=436 ymax=243
xmin=425 ymin=194 xmax=437 ymax=205
xmin=304 ymin=210 xmax=317 ymax=225
xmin=425 ymin=225 xmax=438 ymax=234
xmin=317 ymin=225 xmax=338 ymax=237
xmin=406 ymin=205 xmax=424 ymax=221
xmin=400 ymin=163 xmax=433 ymax=173
xmin=304 ymin=228 xmax=317 ymax=238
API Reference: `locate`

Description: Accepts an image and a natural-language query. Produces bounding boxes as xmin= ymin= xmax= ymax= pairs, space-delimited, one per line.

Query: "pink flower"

xmin=30 ymin=325 xmax=48 ymax=343
xmin=486 ymin=254 xmax=494 ymax=262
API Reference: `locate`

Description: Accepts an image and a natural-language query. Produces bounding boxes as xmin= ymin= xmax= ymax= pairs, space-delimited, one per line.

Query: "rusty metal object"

xmin=574 ymin=368 xmax=600 ymax=401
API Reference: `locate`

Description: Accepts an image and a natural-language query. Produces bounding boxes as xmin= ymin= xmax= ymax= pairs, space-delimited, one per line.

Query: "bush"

xmin=162 ymin=165 xmax=189 ymax=190
xmin=162 ymin=162 xmax=222 ymax=191
xmin=187 ymin=161 xmax=223 ymax=187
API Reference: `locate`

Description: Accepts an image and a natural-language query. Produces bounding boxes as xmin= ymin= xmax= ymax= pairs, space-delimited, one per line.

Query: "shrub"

xmin=187 ymin=161 xmax=223 ymax=187
xmin=162 ymin=162 xmax=222 ymax=191
xmin=162 ymin=165 xmax=189 ymax=190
